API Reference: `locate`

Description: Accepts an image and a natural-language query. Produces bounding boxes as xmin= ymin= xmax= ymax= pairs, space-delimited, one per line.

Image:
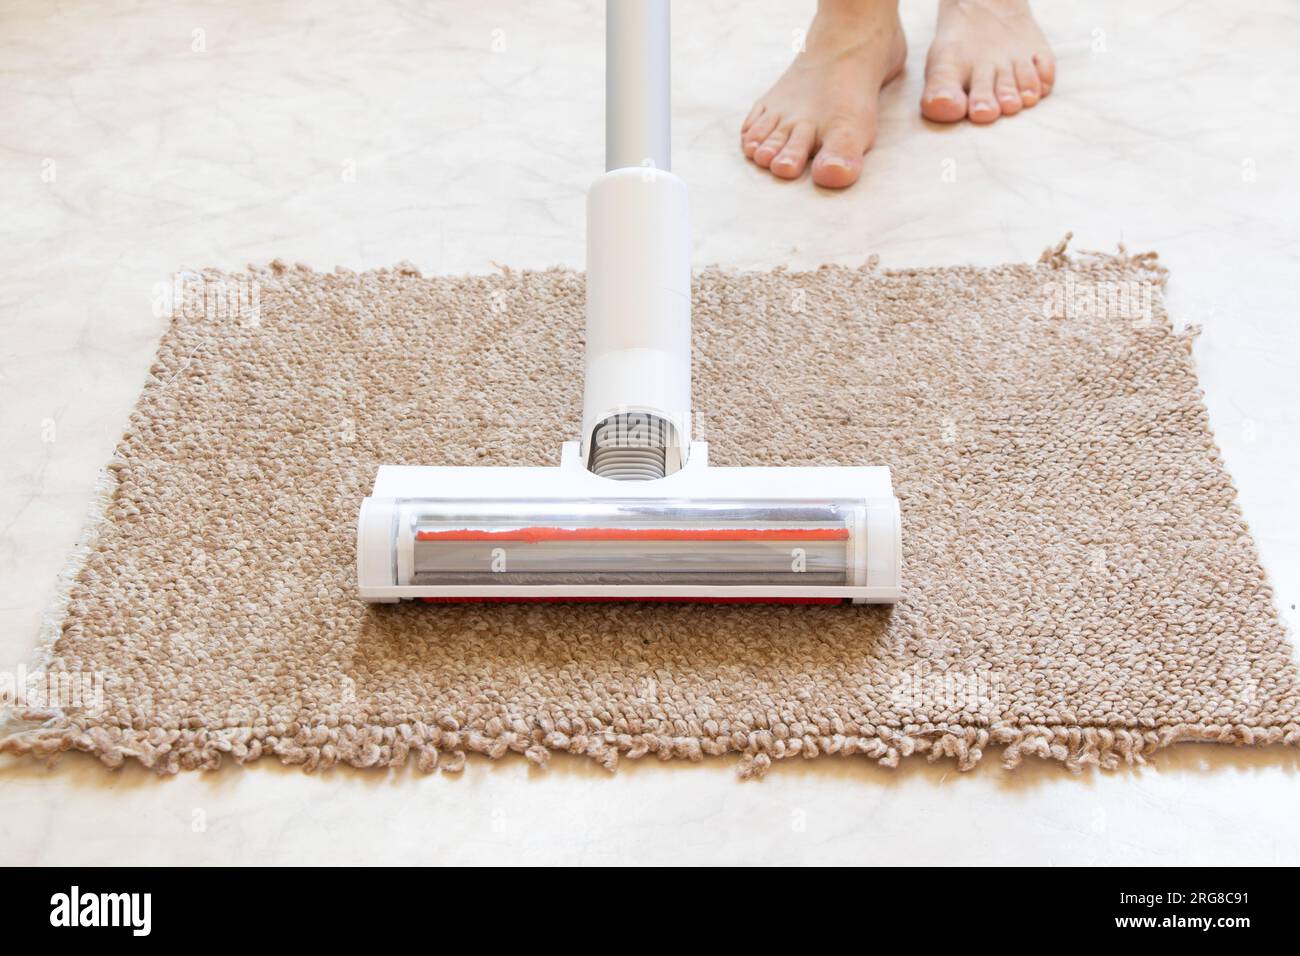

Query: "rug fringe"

xmin=1037 ymin=231 xmax=1170 ymax=287
xmin=5 ymin=716 xmax=1299 ymax=778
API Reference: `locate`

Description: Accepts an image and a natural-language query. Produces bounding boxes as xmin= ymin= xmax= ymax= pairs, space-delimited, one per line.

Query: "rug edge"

xmin=0 ymin=465 xmax=121 ymax=742
xmin=5 ymin=717 xmax=1299 ymax=778
xmin=227 ymin=232 xmax=1171 ymax=286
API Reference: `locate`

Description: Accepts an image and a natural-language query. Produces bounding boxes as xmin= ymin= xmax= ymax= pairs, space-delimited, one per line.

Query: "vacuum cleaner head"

xmin=355 ymin=0 xmax=903 ymax=605
xmin=358 ymin=442 xmax=901 ymax=604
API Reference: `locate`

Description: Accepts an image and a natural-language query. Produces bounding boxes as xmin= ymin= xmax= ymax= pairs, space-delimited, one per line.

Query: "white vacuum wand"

xmin=356 ymin=0 xmax=902 ymax=604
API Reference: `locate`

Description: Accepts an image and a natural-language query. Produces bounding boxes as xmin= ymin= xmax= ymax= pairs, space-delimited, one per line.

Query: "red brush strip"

xmin=419 ymin=596 xmax=846 ymax=604
xmin=415 ymin=526 xmax=850 ymax=543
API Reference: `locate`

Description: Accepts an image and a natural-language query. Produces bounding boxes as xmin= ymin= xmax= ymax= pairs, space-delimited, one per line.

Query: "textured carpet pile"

xmin=4 ymin=237 xmax=1298 ymax=776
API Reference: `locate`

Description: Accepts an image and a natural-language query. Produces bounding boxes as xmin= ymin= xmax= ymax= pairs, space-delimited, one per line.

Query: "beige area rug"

xmin=4 ymin=237 xmax=1299 ymax=776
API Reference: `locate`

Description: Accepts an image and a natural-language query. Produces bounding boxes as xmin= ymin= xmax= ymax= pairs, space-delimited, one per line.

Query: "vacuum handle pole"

xmin=605 ymin=0 xmax=671 ymax=172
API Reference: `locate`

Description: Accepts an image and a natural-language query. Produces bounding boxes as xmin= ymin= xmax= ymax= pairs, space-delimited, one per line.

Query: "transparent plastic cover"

xmin=400 ymin=498 xmax=859 ymax=587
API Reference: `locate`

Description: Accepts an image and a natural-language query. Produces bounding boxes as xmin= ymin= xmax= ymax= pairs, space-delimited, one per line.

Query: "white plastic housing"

xmin=581 ymin=166 xmax=691 ymax=470
xmin=357 ymin=443 xmax=902 ymax=604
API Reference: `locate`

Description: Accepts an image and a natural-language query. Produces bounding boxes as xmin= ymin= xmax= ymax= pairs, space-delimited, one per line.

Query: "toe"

xmin=752 ymin=126 xmax=790 ymax=169
xmin=770 ymin=121 xmax=816 ymax=179
xmin=966 ymin=64 xmax=1000 ymax=123
xmin=1033 ymin=51 xmax=1056 ymax=96
xmin=1013 ymin=60 xmax=1041 ymax=106
xmin=744 ymin=112 xmax=780 ymax=159
xmin=741 ymin=103 xmax=765 ymax=133
xmin=812 ymin=121 xmax=870 ymax=189
xmin=995 ymin=66 xmax=1022 ymax=115
xmin=921 ymin=63 xmax=968 ymax=123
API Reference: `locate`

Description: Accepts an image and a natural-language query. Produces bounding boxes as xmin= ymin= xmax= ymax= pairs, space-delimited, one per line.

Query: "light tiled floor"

xmin=2 ymin=0 xmax=1297 ymax=864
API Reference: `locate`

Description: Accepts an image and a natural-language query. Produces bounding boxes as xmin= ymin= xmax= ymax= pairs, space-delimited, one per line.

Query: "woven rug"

xmin=4 ymin=237 xmax=1298 ymax=776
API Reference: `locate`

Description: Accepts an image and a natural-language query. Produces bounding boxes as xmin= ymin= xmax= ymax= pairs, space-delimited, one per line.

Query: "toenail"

xmin=820 ymin=157 xmax=850 ymax=169
xmin=926 ymin=92 xmax=955 ymax=103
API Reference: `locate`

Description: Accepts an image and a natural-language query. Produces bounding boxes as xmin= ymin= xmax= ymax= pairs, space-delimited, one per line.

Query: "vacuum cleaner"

xmin=356 ymin=0 xmax=902 ymax=604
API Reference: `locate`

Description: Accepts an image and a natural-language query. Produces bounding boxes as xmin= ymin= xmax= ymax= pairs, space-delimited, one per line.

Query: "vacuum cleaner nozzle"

xmin=355 ymin=0 xmax=903 ymax=605
xmin=358 ymin=442 xmax=901 ymax=603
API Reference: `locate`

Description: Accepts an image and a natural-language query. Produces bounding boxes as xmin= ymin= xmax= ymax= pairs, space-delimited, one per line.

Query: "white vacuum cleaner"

xmin=356 ymin=0 xmax=902 ymax=604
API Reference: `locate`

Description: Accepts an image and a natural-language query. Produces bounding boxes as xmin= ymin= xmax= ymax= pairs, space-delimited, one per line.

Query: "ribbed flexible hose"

xmin=589 ymin=414 xmax=669 ymax=480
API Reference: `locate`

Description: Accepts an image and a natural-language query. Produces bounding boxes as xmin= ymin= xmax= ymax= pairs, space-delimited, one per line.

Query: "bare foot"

xmin=741 ymin=0 xmax=906 ymax=188
xmin=922 ymin=0 xmax=1055 ymax=124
